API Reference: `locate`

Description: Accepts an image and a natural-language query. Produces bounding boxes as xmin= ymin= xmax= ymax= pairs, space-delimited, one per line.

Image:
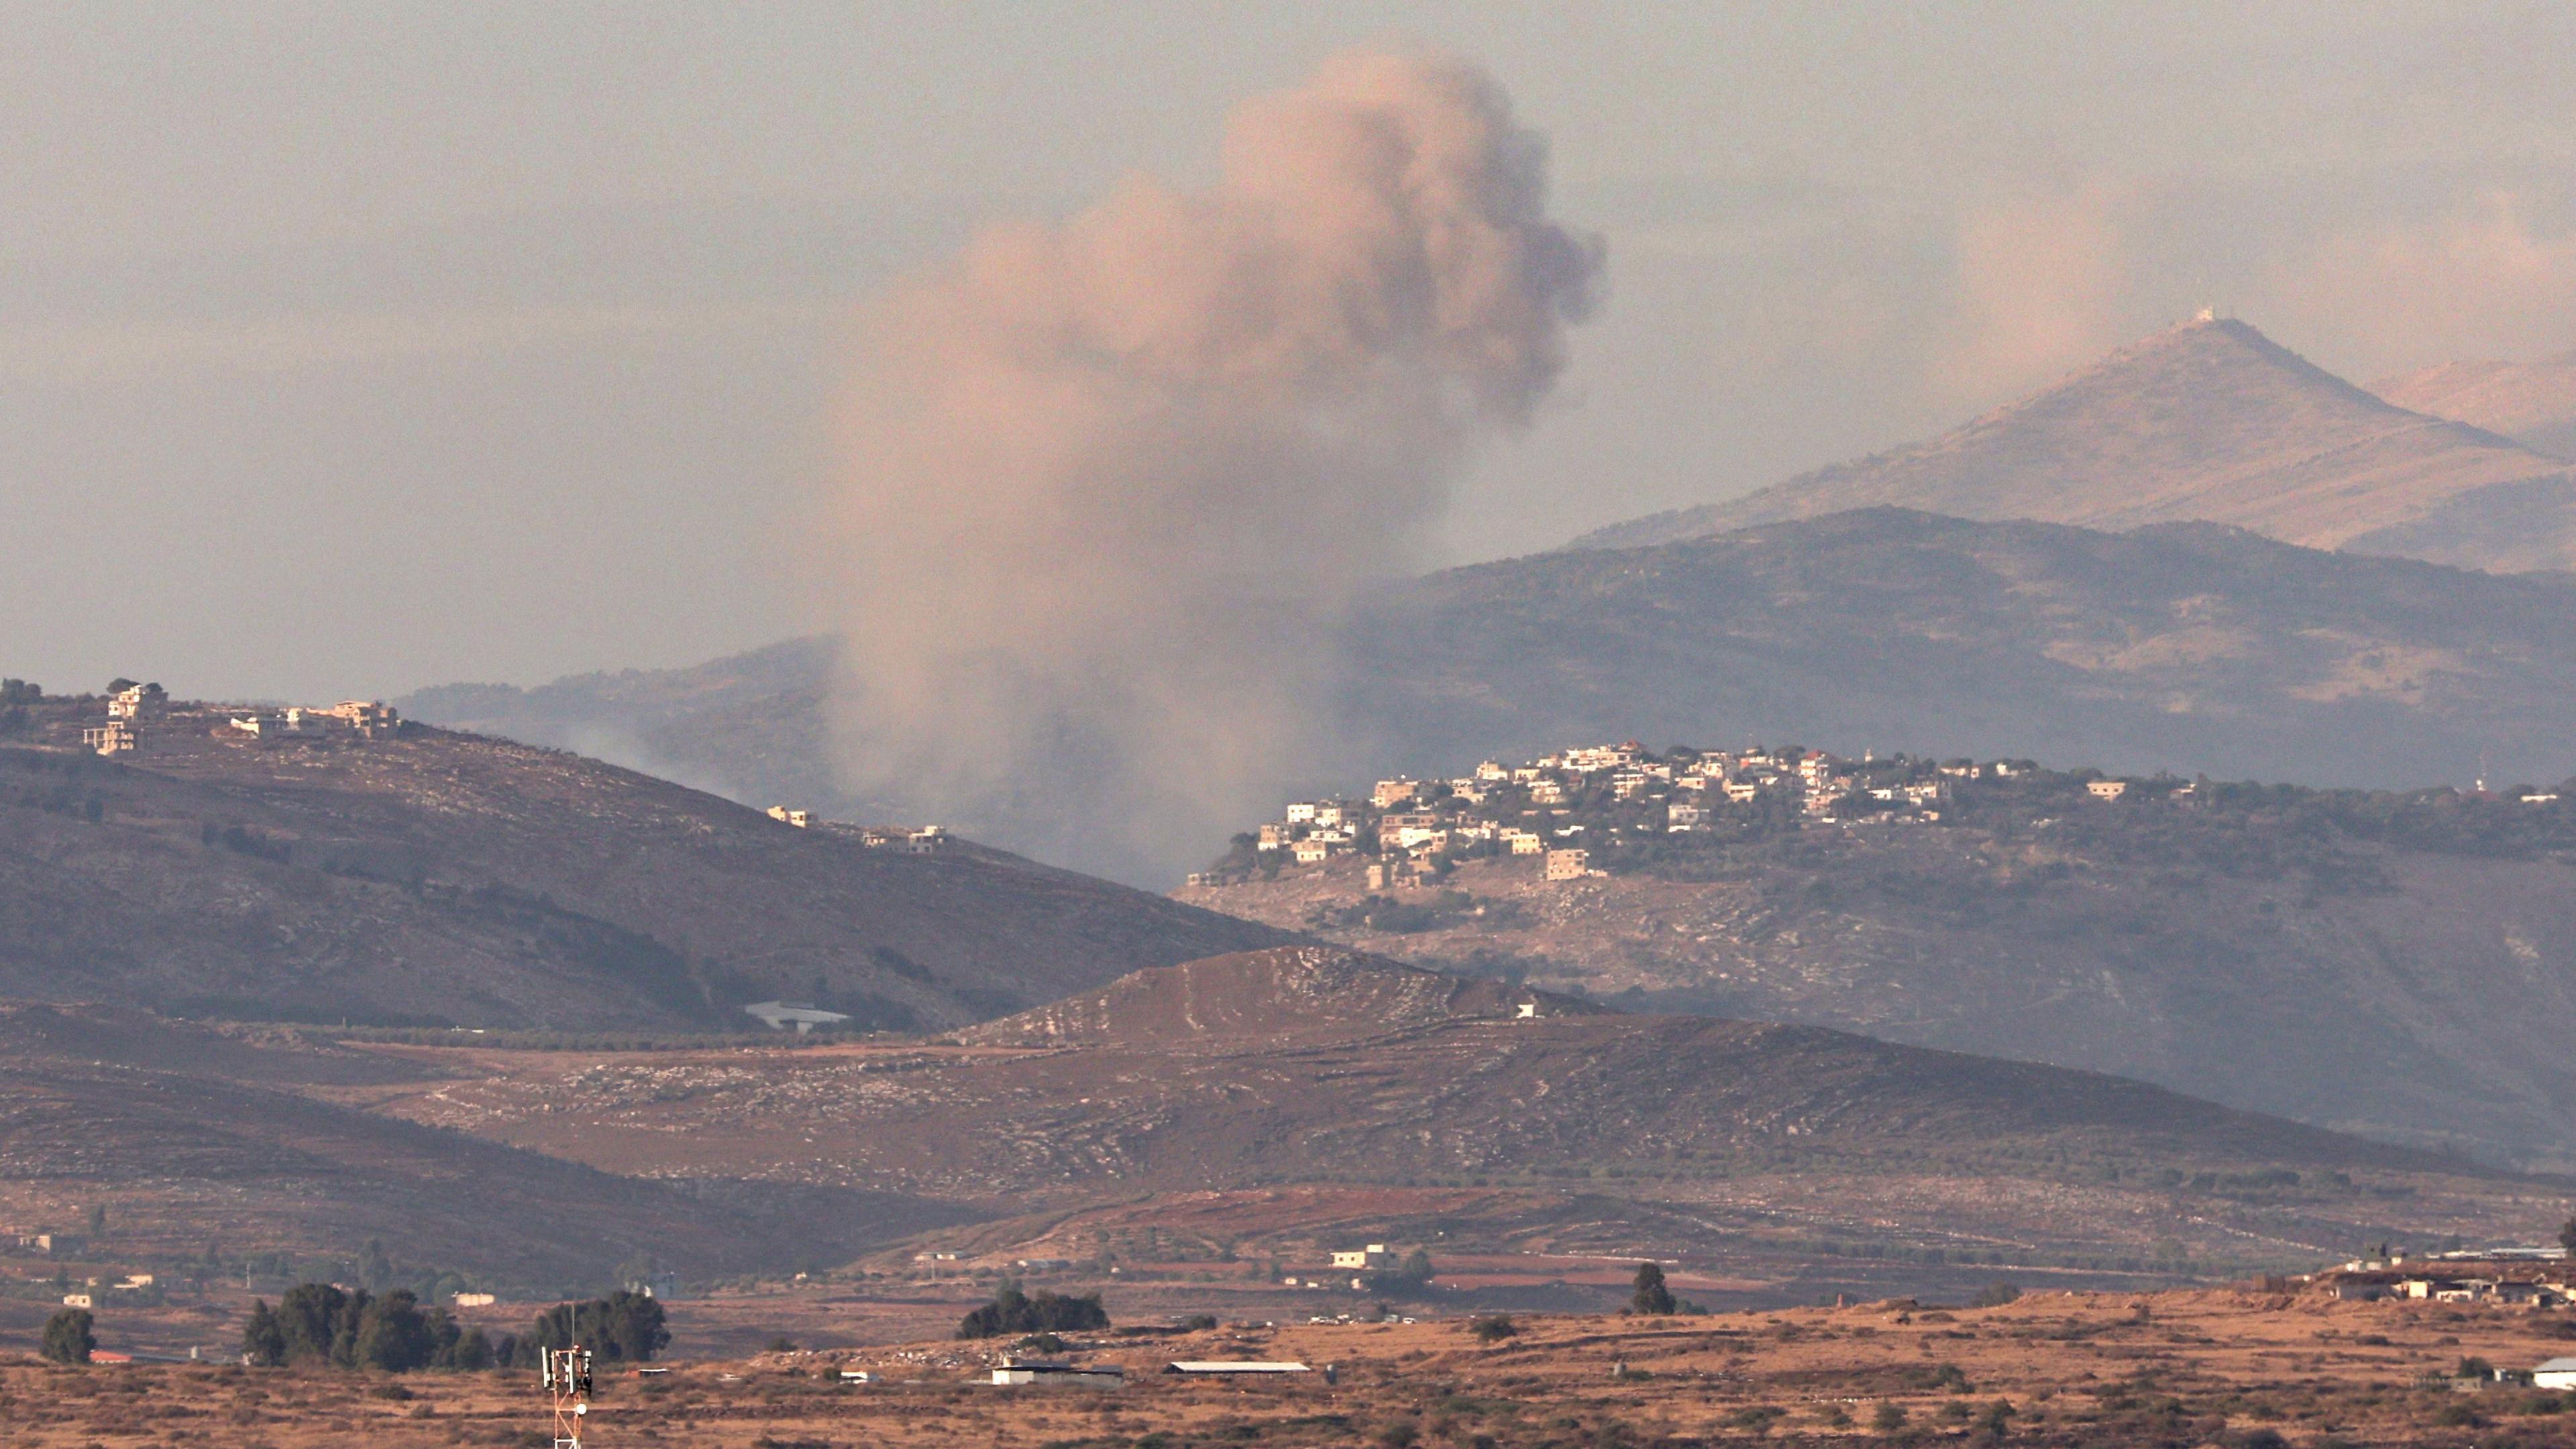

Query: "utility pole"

xmin=540 ymin=1344 xmax=594 ymax=1448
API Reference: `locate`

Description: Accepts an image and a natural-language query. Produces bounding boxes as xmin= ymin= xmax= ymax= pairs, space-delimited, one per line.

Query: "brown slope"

xmin=0 ymin=699 xmax=1292 ymax=1032
xmin=364 ymin=953 xmax=2544 ymax=1276
xmin=961 ymin=944 xmax=1603 ymax=1050
xmin=0 ymin=1007 xmax=967 ymax=1291
xmin=2373 ymin=352 xmax=2576 ymax=461
xmin=1572 ymin=317 xmax=2576 ymax=572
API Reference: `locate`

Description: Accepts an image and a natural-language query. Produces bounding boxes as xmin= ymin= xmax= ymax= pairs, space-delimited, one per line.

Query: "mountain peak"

xmin=1570 ymin=318 xmax=2576 ymax=572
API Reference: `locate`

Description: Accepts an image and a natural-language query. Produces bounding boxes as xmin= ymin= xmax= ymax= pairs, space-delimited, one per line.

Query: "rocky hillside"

xmin=2373 ymin=352 xmax=2576 ymax=461
xmin=962 ymin=944 xmax=1601 ymax=1049
xmin=0 ymin=693 xmax=1289 ymax=1030
xmin=1572 ymin=317 xmax=2576 ymax=573
xmin=372 ymin=951 xmax=2560 ymax=1279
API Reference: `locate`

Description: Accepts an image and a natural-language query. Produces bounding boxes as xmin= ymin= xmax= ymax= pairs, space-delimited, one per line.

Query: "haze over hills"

xmin=0 ymin=692 xmax=1289 ymax=1031
xmin=1570 ymin=317 xmax=2576 ymax=574
xmin=415 ymin=509 xmax=2576 ymax=843
xmin=2373 ymin=352 xmax=2576 ymax=462
xmin=1349 ymin=507 xmax=2576 ymax=792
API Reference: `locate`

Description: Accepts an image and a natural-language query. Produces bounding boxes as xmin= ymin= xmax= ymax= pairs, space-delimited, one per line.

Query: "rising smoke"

xmin=824 ymin=49 xmax=1600 ymax=883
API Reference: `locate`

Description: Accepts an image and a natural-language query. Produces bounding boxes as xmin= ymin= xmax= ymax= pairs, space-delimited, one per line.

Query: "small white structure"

xmin=2536 ymin=1358 xmax=2576 ymax=1391
xmin=1544 ymin=848 xmax=1590 ymax=881
xmin=766 ymin=806 xmax=813 ymax=828
xmin=2086 ymin=779 xmax=2129 ymax=800
xmin=991 ymin=1359 xmax=1122 ymax=1387
xmin=453 ymin=1292 xmax=496 ymax=1307
xmin=81 ymin=720 xmax=138 ymax=756
xmin=1330 ymin=1244 xmax=1395 ymax=1270
xmin=61 ymin=1293 xmax=92 ymax=1308
xmin=743 ymin=1000 xmax=852 ymax=1033
xmin=1166 ymin=1361 xmax=1310 ymax=1375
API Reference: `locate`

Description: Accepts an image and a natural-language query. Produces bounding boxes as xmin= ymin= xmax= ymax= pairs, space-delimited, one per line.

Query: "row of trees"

xmin=241 ymin=1285 xmax=667 ymax=1373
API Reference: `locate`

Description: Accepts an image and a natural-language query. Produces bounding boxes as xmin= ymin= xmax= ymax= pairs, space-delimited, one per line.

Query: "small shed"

xmin=1165 ymin=1361 xmax=1311 ymax=1375
xmin=2534 ymin=1358 xmax=2576 ymax=1391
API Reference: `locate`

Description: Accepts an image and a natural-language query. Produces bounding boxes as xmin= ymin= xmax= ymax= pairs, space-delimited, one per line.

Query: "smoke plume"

xmin=823 ymin=50 xmax=1599 ymax=883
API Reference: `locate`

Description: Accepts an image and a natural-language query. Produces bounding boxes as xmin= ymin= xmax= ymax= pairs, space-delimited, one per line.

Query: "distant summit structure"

xmin=1570 ymin=317 xmax=2576 ymax=573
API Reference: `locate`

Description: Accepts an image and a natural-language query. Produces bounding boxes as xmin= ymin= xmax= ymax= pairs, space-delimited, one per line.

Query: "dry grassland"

xmin=11 ymin=1289 xmax=2576 ymax=1448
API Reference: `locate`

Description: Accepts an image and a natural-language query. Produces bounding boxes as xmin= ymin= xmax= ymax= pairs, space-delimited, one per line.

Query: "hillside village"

xmin=1198 ymin=739 xmax=2576 ymax=891
xmin=0 ymin=678 xmax=409 ymax=759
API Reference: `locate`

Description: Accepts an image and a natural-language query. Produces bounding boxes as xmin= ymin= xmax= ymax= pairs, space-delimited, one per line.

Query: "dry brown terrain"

xmin=14 ymin=1287 xmax=2576 ymax=1447
xmin=1572 ymin=317 xmax=2576 ymax=574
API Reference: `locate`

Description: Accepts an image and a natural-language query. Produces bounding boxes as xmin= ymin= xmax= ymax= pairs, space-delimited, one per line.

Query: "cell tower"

xmin=539 ymin=1344 xmax=596 ymax=1448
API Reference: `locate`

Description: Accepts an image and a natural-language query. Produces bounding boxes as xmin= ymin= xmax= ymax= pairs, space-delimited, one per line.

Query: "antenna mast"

xmin=540 ymin=1344 xmax=595 ymax=1448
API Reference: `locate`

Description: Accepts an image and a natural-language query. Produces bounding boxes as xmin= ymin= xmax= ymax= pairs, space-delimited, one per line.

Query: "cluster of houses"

xmin=74 ymin=682 xmax=402 ymax=757
xmin=2322 ymin=1250 xmax=2576 ymax=1307
xmin=1195 ymin=741 xmax=2088 ymax=888
xmin=765 ymin=806 xmax=950 ymax=854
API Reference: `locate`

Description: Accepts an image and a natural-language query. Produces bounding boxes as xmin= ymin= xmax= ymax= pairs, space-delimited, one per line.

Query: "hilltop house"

xmin=80 ymin=720 xmax=138 ymax=756
xmin=1545 ymin=848 xmax=1591 ymax=881
xmin=320 ymin=699 xmax=400 ymax=736
xmin=1330 ymin=1244 xmax=1396 ymax=1269
xmin=105 ymin=682 xmax=166 ymax=720
xmin=2087 ymin=780 xmax=2129 ymax=801
xmin=766 ymin=806 xmax=813 ymax=828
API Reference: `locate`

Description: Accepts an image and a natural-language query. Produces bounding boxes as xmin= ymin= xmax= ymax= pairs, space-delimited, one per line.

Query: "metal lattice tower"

xmin=539 ymin=1344 xmax=594 ymax=1448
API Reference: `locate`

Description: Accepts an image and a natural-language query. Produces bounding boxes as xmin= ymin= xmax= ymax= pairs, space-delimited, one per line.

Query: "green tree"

xmin=2559 ymin=1217 xmax=2576 ymax=1258
xmin=1468 ymin=1314 xmax=1518 ymax=1344
xmin=957 ymin=1282 xmax=1111 ymax=1339
xmin=352 ymin=1290 xmax=436 ymax=1371
xmin=241 ymin=1300 xmax=288 ymax=1367
xmin=1629 ymin=1261 xmax=1676 ymax=1316
xmin=41 ymin=1308 xmax=95 ymax=1364
xmin=526 ymin=1290 xmax=670 ymax=1363
xmin=1397 ymin=1247 xmax=1435 ymax=1283
xmin=1872 ymin=1402 xmax=1908 ymax=1432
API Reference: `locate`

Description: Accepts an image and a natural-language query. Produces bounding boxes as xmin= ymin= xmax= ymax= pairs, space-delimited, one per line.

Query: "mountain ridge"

xmin=1569 ymin=317 xmax=2576 ymax=571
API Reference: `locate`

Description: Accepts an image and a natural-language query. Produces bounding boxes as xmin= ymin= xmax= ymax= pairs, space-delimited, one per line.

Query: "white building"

xmin=2538 ymin=1358 xmax=2576 ymax=1391
xmin=743 ymin=1000 xmax=852 ymax=1034
xmin=766 ymin=806 xmax=813 ymax=828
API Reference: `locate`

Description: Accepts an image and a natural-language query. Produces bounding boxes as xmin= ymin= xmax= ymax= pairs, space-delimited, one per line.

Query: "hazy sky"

xmin=9 ymin=2 xmax=2576 ymax=701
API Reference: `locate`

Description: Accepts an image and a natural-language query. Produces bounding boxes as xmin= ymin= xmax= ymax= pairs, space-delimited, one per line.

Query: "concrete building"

xmin=81 ymin=720 xmax=138 ymax=756
xmin=1372 ymin=778 xmax=1422 ymax=808
xmin=766 ymin=806 xmax=813 ymax=828
xmin=323 ymin=700 xmax=402 ymax=737
xmin=1330 ymin=1244 xmax=1395 ymax=1269
xmin=1544 ymin=848 xmax=1591 ymax=881
xmin=2087 ymin=780 xmax=2129 ymax=800
xmin=2535 ymin=1358 xmax=2576 ymax=1391
xmin=105 ymin=683 xmax=166 ymax=720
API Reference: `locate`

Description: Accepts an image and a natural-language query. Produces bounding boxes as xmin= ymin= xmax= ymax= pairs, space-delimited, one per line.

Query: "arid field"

xmin=13 ymin=1287 xmax=2576 ymax=1448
